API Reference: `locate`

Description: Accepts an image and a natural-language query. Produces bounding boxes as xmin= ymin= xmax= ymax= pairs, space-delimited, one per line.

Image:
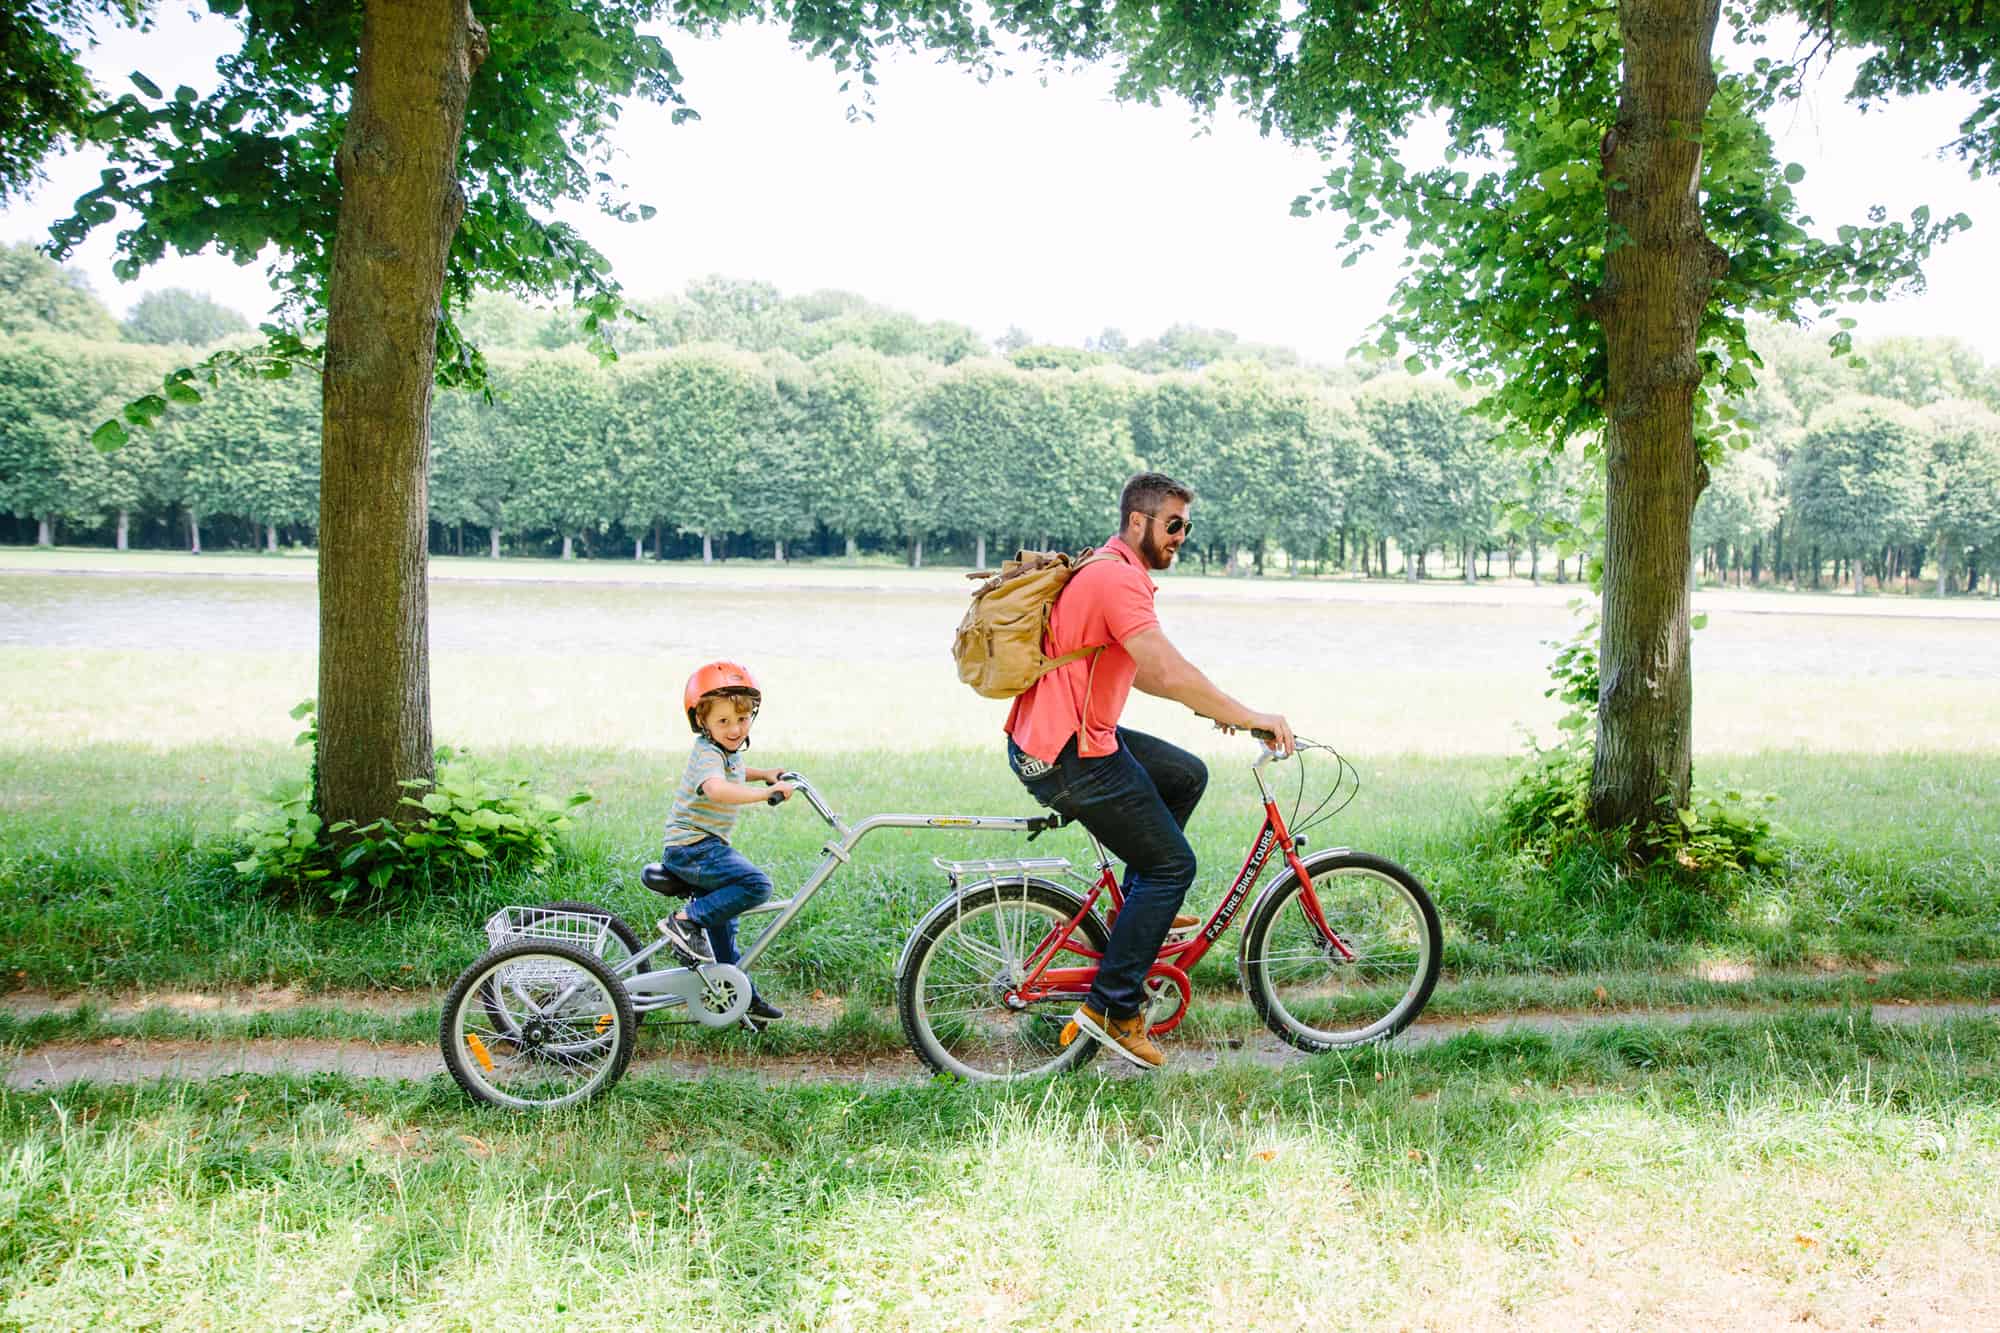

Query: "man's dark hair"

xmin=1119 ymin=471 xmax=1194 ymax=527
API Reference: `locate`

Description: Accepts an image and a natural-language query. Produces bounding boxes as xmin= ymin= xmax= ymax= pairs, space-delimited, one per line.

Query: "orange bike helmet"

xmin=684 ymin=660 xmax=762 ymax=733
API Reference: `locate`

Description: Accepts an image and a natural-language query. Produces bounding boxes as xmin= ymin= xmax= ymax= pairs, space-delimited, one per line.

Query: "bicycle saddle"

xmin=640 ymin=863 xmax=697 ymax=898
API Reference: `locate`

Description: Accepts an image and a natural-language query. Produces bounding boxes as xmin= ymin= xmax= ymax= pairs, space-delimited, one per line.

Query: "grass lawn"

xmin=4 ymin=1012 xmax=1996 ymax=1328
xmin=3 ymin=743 xmax=1996 ymax=1006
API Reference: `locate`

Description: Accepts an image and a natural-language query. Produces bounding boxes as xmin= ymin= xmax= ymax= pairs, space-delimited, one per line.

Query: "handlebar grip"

xmin=1251 ymin=728 xmax=1277 ymax=743
xmin=766 ymin=789 xmax=787 ymax=806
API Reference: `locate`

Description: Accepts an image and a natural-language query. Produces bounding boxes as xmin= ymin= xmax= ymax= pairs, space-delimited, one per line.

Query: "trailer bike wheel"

xmin=898 ymin=878 xmax=1110 ymax=1082
xmin=442 ymin=940 xmax=636 ymax=1110
xmin=1239 ymin=850 xmax=1441 ymax=1053
xmin=480 ymin=901 xmax=649 ymax=1036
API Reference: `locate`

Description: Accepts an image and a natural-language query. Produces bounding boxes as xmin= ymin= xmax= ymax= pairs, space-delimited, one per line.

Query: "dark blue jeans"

xmin=659 ymin=835 xmax=773 ymax=968
xmin=1007 ymin=728 xmax=1208 ymax=1020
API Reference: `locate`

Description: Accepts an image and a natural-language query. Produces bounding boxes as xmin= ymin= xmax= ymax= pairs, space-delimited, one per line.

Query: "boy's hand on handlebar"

xmin=765 ymin=780 xmax=796 ymax=805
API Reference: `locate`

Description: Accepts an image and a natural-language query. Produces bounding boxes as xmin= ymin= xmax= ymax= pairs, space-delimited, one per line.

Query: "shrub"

xmin=1493 ymin=611 xmax=1784 ymax=883
xmin=233 ymin=701 xmax=591 ymax=909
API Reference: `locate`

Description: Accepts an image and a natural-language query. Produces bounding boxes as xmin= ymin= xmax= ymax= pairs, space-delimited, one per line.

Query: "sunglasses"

xmin=1144 ymin=511 xmax=1195 ymax=538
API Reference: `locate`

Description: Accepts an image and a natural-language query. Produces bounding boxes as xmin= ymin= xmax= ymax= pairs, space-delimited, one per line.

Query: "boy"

xmin=657 ymin=659 xmax=794 ymax=1026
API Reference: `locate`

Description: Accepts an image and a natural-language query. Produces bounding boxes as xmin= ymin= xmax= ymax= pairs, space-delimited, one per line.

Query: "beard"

xmin=1137 ymin=527 xmax=1176 ymax=571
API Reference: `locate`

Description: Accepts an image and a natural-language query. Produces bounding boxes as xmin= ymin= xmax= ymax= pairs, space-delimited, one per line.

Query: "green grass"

xmin=4 ymin=1012 xmax=1997 ymax=1327
xmin=3 ymin=743 xmax=1997 ymax=1005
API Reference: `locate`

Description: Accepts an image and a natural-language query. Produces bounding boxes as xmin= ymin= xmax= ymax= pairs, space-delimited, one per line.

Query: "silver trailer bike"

xmin=439 ymin=772 xmax=1066 ymax=1109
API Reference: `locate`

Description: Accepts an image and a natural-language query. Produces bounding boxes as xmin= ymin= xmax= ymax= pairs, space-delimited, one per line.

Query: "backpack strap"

xmin=1029 ymin=548 xmax=1122 ymax=682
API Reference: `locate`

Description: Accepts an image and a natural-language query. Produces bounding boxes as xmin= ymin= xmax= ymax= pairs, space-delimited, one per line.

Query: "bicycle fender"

xmin=895 ymin=876 xmax=1084 ymax=981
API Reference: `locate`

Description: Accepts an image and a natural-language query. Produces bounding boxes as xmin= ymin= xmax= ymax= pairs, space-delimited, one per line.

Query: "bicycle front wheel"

xmin=1240 ymin=850 xmax=1441 ymax=1052
xmin=898 ymin=879 xmax=1110 ymax=1081
xmin=442 ymin=940 xmax=636 ymax=1110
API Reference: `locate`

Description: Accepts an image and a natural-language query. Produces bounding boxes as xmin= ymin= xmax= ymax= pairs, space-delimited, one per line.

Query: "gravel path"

xmin=7 ymin=999 xmax=1995 ymax=1091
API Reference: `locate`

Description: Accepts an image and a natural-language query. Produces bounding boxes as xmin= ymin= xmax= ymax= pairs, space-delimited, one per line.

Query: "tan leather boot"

xmin=1067 ymin=1002 xmax=1164 ymax=1069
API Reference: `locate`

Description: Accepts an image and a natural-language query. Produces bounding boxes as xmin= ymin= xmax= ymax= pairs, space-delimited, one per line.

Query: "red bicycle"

xmin=895 ymin=734 xmax=1443 ymax=1080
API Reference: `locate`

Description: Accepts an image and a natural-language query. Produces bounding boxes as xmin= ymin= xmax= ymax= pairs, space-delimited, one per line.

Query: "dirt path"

xmin=8 ymin=999 xmax=1995 ymax=1091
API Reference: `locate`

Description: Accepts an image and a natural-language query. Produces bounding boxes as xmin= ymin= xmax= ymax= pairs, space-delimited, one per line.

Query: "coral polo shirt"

xmin=1005 ymin=535 xmax=1160 ymax=762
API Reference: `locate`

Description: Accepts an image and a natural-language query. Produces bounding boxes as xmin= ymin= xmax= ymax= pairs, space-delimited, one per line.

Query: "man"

xmin=1005 ymin=471 xmax=1294 ymax=1069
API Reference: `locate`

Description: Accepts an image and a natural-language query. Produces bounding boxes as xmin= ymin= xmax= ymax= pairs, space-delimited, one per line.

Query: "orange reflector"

xmin=464 ymin=1031 xmax=495 ymax=1072
xmin=1059 ymin=1020 xmax=1079 ymax=1048
xmin=595 ymin=1014 xmax=613 ymax=1036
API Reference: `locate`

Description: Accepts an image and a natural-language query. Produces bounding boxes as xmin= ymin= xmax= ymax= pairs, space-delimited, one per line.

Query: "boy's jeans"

xmin=1007 ymin=728 xmax=1207 ymax=1021
xmin=659 ymin=835 xmax=773 ymax=968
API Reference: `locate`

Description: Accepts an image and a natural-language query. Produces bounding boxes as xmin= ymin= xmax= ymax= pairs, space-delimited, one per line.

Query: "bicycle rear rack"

xmin=931 ymin=854 xmax=1073 ymax=887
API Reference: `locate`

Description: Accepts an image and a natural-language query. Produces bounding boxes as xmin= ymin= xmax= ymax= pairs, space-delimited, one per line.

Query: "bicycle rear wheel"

xmin=898 ymin=879 xmax=1109 ymax=1081
xmin=442 ymin=940 xmax=636 ymax=1110
xmin=1240 ymin=849 xmax=1441 ymax=1052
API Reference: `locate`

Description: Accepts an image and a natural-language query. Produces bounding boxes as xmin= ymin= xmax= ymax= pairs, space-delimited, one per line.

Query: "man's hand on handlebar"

xmin=1211 ymin=711 xmax=1296 ymax=757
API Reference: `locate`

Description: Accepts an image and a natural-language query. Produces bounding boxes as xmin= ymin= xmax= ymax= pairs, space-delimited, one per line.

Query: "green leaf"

xmin=90 ymin=419 xmax=129 ymax=452
xmin=130 ymin=71 xmax=162 ymax=99
xmin=1691 ymin=613 xmax=1709 ymax=630
xmin=1782 ymin=163 xmax=1805 ymax=184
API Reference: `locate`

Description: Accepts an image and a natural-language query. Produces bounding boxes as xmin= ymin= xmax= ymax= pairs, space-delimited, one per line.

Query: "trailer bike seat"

xmin=640 ymin=863 xmax=697 ymax=898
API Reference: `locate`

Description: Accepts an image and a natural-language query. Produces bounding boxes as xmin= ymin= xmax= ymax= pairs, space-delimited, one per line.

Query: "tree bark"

xmin=188 ymin=509 xmax=201 ymax=554
xmin=1587 ymin=0 xmax=1721 ymax=832
xmin=701 ymin=530 xmax=713 ymax=564
xmin=561 ymin=534 xmax=574 ymax=559
xmin=974 ymin=534 xmax=986 ymax=569
xmin=115 ymin=510 xmax=129 ymax=551
xmin=489 ymin=527 xmax=500 ymax=558
xmin=317 ymin=0 xmax=485 ymax=828
xmin=36 ymin=517 xmax=52 ymax=547
xmin=266 ymin=523 xmax=279 ymax=553
xmin=774 ymin=537 xmax=785 ymax=562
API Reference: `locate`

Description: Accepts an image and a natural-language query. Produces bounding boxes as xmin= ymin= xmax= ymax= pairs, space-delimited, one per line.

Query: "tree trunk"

xmin=1852 ymin=551 xmax=1864 ymax=597
xmin=845 ymin=533 xmax=859 ymax=560
xmin=489 ymin=527 xmax=500 ymax=558
xmin=975 ymin=534 xmax=986 ymax=569
xmin=561 ymin=534 xmax=574 ymax=559
xmin=774 ymin=537 xmax=786 ymax=562
xmin=316 ymin=0 xmax=485 ymax=828
xmin=701 ymin=531 xmax=713 ymax=564
xmin=909 ymin=534 xmax=925 ymax=568
xmin=188 ymin=510 xmax=202 ymax=554
xmin=1404 ymin=544 xmax=1418 ymax=582
xmin=634 ymin=537 xmax=643 ymax=560
xmin=266 ymin=523 xmax=278 ymax=553
xmin=115 ymin=510 xmax=129 ymax=551
xmin=1465 ymin=539 xmax=1478 ymax=585
xmin=36 ymin=516 xmax=53 ymax=547
xmin=1587 ymin=0 xmax=1722 ymax=832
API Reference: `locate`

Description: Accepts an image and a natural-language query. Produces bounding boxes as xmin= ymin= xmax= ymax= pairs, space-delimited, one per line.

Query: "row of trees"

xmin=8 ymin=313 xmax=1999 ymax=593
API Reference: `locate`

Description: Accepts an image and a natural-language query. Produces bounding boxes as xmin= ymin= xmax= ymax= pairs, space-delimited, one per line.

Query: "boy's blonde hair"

xmin=696 ymin=693 xmax=755 ymax=728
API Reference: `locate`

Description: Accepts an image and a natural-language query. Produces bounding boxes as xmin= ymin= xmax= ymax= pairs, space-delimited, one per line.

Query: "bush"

xmin=1493 ymin=612 xmax=1784 ymax=885
xmin=233 ymin=701 xmax=590 ymax=910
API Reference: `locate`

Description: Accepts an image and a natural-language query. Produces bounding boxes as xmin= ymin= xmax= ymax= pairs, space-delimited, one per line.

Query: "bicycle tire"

xmin=898 ymin=878 xmax=1110 ymax=1081
xmin=442 ymin=939 xmax=636 ymax=1110
xmin=1239 ymin=849 xmax=1441 ymax=1053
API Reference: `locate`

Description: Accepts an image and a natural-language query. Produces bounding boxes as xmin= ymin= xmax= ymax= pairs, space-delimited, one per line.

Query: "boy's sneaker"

xmin=741 ymin=993 xmax=785 ymax=1032
xmin=657 ymin=912 xmax=714 ymax=965
xmin=1066 ymin=1002 xmax=1164 ymax=1070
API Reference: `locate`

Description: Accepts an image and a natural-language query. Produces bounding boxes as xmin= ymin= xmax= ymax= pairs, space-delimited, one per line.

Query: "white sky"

xmin=4 ymin=5 xmax=1995 ymax=364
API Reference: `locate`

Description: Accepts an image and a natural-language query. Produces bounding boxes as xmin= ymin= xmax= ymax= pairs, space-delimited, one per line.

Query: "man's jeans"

xmin=659 ymin=835 xmax=773 ymax=968
xmin=1007 ymin=728 xmax=1208 ymax=1021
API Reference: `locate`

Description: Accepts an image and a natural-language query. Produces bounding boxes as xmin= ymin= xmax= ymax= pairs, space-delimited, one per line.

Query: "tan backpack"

xmin=952 ymin=548 xmax=1117 ymax=699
